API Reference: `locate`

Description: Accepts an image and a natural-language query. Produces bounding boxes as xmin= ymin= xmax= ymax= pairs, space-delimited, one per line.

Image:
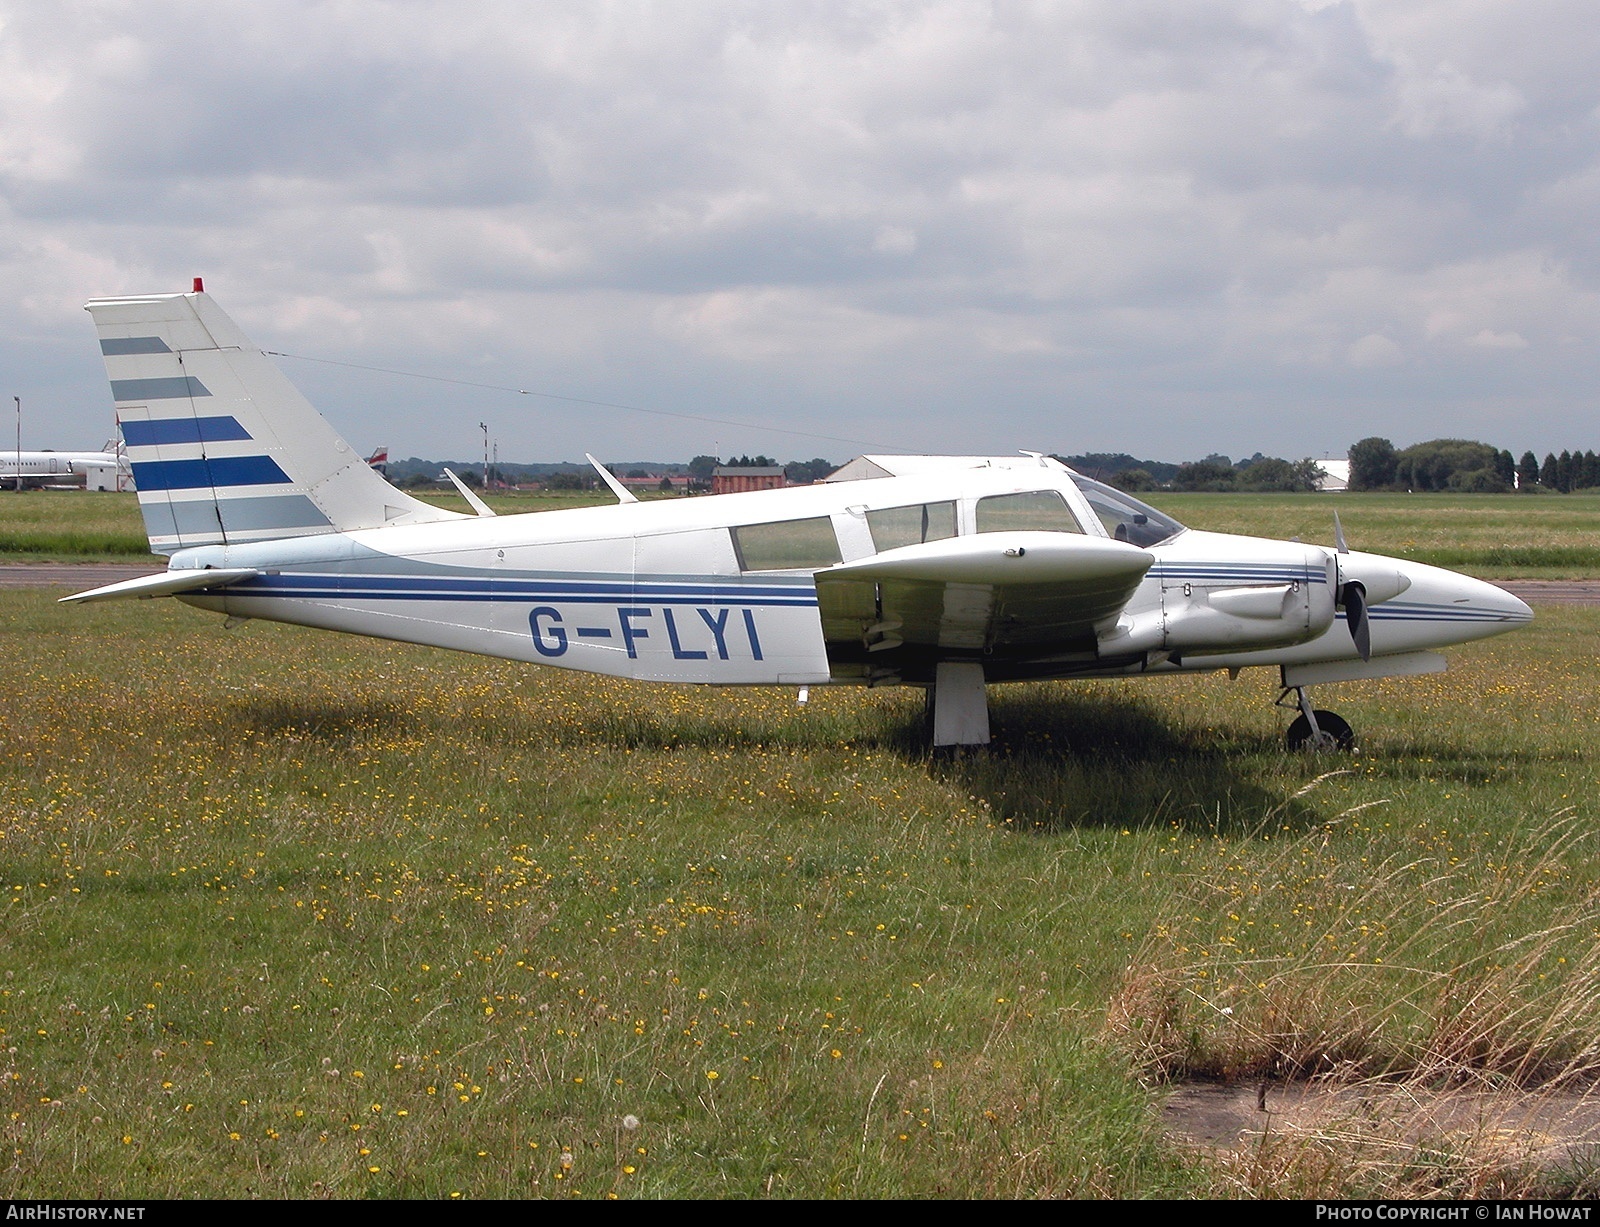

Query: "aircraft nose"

xmin=1477 ymin=579 xmax=1533 ymax=625
xmin=1385 ymin=560 xmax=1534 ymax=647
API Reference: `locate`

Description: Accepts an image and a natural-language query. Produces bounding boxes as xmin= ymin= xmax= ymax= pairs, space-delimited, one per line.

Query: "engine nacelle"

xmin=1146 ymin=536 xmax=1337 ymax=656
xmin=1335 ymin=551 xmax=1412 ymax=606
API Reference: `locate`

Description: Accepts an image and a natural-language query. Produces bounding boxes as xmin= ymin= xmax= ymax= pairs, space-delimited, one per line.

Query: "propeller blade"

xmin=1333 ymin=510 xmax=1349 ymax=555
xmin=1343 ymin=581 xmax=1370 ymax=661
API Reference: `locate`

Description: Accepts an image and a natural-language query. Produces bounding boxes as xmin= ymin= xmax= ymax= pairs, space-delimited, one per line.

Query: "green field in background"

xmin=3 ymin=488 xmax=1598 ymax=577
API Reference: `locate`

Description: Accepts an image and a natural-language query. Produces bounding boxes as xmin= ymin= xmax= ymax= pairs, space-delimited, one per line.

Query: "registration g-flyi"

xmin=67 ymin=285 xmax=1533 ymax=749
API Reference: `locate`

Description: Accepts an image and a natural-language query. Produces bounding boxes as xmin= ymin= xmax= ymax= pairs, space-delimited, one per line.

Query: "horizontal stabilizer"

xmin=59 ymin=567 xmax=262 ymax=604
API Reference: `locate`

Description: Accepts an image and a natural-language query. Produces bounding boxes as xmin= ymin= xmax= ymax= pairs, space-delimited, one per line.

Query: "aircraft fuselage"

xmin=162 ymin=466 xmax=1529 ymax=690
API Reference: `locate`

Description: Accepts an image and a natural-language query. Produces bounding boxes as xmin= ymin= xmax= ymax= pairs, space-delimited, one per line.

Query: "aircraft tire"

xmin=1286 ymin=709 xmax=1355 ymax=752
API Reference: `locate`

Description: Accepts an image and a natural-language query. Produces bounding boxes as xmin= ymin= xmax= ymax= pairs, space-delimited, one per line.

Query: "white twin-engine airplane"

xmin=65 ymin=286 xmax=1532 ymax=750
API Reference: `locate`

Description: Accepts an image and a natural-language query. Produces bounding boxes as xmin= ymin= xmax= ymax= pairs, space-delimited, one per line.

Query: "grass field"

xmin=2 ymin=488 xmax=1597 ymax=577
xmin=3 ymin=587 xmax=1598 ymax=1198
xmin=1149 ymin=491 xmax=1600 ymax=579
xmin=0 ymin=490 xmax=629 ymax=563
xmin=0 ymin=493 xmax=155 ymax=561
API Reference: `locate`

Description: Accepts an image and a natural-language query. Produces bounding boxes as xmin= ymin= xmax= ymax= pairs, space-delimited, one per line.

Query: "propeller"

xmin=1332 ymin=511 xmax=1371 ymax=662
xmin=1342 ymin=581 xmax=1371 ymax=661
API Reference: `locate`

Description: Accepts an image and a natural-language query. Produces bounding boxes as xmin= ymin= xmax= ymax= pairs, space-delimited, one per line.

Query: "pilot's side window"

xmin=1067 ymin=474 xmax=1185 ymax=547
xmin=974 ymin=490 xmax=1083 ymax=534
xmin=730 ymin=516 xmax=843 ymax=571
xmin=865 ymin=501 xmax=957 ymax=553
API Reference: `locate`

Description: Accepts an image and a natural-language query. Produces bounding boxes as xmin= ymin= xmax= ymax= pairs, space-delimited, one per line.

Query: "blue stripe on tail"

xmin=121 ymin=416 xmax=253 ymax=447
xmin=131 ymin=455 xmax=291 ymax=491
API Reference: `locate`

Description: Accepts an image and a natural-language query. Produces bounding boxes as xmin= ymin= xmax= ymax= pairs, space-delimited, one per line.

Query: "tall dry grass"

xmin=1107 ymin=785 xmax=1600 ymax=1197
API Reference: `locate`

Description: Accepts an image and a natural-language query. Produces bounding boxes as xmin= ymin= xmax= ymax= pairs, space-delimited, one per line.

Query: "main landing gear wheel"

xmin=1285 ymin=709 xmax=1354 ymax=753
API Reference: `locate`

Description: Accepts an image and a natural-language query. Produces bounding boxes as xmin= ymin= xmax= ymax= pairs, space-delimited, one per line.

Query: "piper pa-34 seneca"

xmin=65 ymin=285 xmax=1533 ymax=750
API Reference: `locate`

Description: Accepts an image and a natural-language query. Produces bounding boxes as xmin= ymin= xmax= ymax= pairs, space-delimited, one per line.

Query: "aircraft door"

xmin=629 ymin=528 xmax=831 ymax=685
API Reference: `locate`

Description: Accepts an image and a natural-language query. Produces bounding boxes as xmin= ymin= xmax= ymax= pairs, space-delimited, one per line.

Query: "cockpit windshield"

xmin=1068 ymin=474 xmax=1185 ymax=547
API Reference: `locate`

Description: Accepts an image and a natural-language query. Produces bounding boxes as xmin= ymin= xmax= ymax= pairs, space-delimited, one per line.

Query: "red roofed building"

xmin=712 ymin=465 xmax=786 ymax=495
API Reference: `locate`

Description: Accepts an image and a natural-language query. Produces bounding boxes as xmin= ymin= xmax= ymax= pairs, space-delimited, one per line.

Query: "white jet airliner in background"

xmin=64 ymin=286 xmax=1532 ymax=750
xmin=3 ymin=444 xmax=129 ymax=489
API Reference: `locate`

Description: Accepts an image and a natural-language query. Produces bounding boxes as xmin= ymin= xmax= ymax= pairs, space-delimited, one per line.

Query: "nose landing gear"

xmin=1277 ymin=686 xmax=1356 ymax=752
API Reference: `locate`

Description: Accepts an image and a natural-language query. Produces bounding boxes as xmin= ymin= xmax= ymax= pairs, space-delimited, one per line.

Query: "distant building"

xmin=1316 ymin=458 xmax=1350 ymax=493
xmin=712 ymin=465 xmax=785 ymax=495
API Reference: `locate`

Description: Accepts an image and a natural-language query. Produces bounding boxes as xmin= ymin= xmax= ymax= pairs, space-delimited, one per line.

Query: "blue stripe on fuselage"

xmin=1353 ymin=604 xmax=1516 ymax=623
xmin=1160 ymin=565 xmax=1326 ymax=584
xmin=224 ymin=573 xmax=818 ymax=607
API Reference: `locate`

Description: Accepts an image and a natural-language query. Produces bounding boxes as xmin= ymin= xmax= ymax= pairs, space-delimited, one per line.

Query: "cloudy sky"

xmin=3 ymin=0 xmax=1598 ymax=467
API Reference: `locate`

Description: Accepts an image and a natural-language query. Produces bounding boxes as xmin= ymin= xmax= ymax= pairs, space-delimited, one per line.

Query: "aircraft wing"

xmin=814 ymin=532 xmax=1152 ymax=658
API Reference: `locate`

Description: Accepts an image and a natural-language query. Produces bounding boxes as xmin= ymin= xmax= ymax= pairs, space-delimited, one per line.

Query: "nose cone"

xmin=1473 ymin=577 xmax=1534 ymax=627
xmin=1380 ymin=560 xmax=1534 ymax=649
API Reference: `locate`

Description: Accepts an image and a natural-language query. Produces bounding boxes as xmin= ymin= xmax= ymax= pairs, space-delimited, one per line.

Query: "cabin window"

xmin=974 ymin=490 xmax=1083 ymax=534
xmin=866 ymin=501 xmax=957 ymax=553
xmin=731 ymin=516 xmax=843 ymax=571
xmin=1067 ymin=475 xmax=1185 ymax=547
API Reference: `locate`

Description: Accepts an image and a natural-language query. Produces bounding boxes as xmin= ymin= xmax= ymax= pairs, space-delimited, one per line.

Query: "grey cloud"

xmin=3 ymin=0 xmax=1600 ymax=463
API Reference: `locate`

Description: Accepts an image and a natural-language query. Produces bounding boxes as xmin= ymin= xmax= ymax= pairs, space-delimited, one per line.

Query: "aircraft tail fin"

xmin=86 ymin=288 xmax=462 ymax=555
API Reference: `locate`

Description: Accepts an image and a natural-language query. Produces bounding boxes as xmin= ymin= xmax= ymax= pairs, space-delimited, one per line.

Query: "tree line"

xmin=1062 ymin=452 xmax=1327 ymax=494
xmin=1349 ymin=438 xmax=1600 ymax=493
xmin=389 ymin=440 xmax=1597 ymax=497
